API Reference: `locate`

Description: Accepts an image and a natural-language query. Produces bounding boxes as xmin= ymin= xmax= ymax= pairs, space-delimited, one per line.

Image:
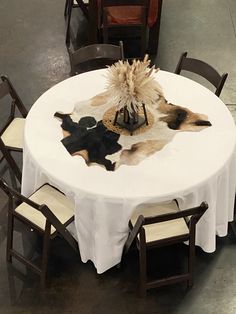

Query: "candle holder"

xmin=105 ymin=55 xmax=164 ymax=135
xmin=113 ymin=104 xmax=148 ymax=135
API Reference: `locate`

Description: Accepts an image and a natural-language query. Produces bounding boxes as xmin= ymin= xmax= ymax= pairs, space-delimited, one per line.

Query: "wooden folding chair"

xmin=67 ymin=41 xmax=124 ymax=75
xmin=124 ymin=201 xmax=208 ymax=297
xmin=0 ymin=75 xmax=28 ymax=183
xmin=0 ymin=179 xmax=78 ymax=287
xmin=175 ymin=52 xmax=228 ymax=97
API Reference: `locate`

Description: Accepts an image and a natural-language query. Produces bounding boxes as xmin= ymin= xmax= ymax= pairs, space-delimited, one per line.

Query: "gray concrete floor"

xmin=1 ymin=1 xmax=236 ymax=313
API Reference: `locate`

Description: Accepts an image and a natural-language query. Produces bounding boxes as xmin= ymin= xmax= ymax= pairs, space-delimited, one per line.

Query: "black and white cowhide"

xmin=54 ymin=94 xmax=212 ymax=171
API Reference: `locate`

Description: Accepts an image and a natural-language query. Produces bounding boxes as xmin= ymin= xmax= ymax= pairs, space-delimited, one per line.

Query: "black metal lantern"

xmin=113 ymin=104 xmax=149 ymax=135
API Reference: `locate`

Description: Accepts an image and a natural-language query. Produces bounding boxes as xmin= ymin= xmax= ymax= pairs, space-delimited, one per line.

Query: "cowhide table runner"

xmin=54 ymin=92 xmax=211 ymax=171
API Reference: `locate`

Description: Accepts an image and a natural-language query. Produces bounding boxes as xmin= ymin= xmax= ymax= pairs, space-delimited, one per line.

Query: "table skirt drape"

xmin=22 ymin=144 xmax=236 ymax=273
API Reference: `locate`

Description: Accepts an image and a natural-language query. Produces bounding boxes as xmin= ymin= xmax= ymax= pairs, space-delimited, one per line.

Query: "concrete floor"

xmin=0 ymin=0 xmax=236 ymax=313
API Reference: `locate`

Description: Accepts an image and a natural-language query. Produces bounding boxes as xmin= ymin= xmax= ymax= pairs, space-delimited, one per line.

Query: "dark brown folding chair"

xmin=124 ymin=201 xmax=208 ymax=297
xmin=0 ymin=75 xmax=28 ymax=183
xmin=175 ymin=52 xmax=228 ymax=97
xmin=101 ymin=0 xmax=149 ymax=58
xmin=0 ymin=178 xmax=78 ymax=287
xmin=67 ymin=41 xmax=124 ymax=75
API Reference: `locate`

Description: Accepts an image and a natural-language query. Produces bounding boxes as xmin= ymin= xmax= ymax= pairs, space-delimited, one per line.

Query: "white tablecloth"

xmin=22 ymin=69 xmax=236 ymax=273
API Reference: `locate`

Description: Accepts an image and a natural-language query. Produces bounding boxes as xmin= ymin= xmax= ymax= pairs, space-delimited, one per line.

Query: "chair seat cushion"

xmin=15 ymin=185 xmax=75 ymax=234
xmin=1 ymin=117 xmax=25 ymax=149
xmin=131 ymin=201 xmax=189 ymax=243
xmin=106 ymin=6 xmax=143 ymax=25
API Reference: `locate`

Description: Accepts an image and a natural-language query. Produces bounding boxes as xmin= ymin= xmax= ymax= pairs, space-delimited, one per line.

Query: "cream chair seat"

xmin=15 ymin=184 xmax=75 ymax=234
xmin=1 ymin=117 xmax=25 ymax=149
xmin=131 ymin=201 xmax=189 ymax=242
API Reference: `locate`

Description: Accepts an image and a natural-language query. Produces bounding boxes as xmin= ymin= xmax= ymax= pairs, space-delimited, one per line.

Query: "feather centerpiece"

xmin=105 ymin=55 xmax=164 ymax=115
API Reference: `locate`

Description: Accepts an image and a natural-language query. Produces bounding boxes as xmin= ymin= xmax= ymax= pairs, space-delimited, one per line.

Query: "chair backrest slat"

xmin=102 ymin=0 xmax=149 ymax=7
xmin=143 ymin=202 xmax=208 ymax=225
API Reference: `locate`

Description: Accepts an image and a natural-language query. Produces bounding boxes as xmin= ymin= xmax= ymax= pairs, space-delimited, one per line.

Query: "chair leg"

xmin=65 ymin=0 xmax=73 ymax=46
xmin=6 ymin=210 xmax=14 ymax=263
xmin=8 ymin=166 xmax=19 ymax=191
xmin=64 ymin=0 xmax=69 ymax=17
xmin=103 ymin=26 xmax=108 ymax=44
xmin=40 ymin=222 xmax=51 ymax=288
xmin=75 ymin=0 xmax=89 ymax=20
xmin=138 ymin=243 xmax=147 ymax=297
xmin=3 ymin=148 xmax=22 ymax=183
xmin=187 ymin=238 xmax=195 ymax=288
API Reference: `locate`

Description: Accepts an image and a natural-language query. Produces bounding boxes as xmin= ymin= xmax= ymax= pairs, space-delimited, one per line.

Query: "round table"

xmin=22 ymin=69 xmax=236 ymax=273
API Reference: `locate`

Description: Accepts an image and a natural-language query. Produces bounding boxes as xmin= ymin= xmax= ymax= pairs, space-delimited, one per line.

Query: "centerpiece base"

xmin=105 ymin=55 xmax=162 ymax=136
xmin=114 ymin=105 xmax=148 ymax=135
